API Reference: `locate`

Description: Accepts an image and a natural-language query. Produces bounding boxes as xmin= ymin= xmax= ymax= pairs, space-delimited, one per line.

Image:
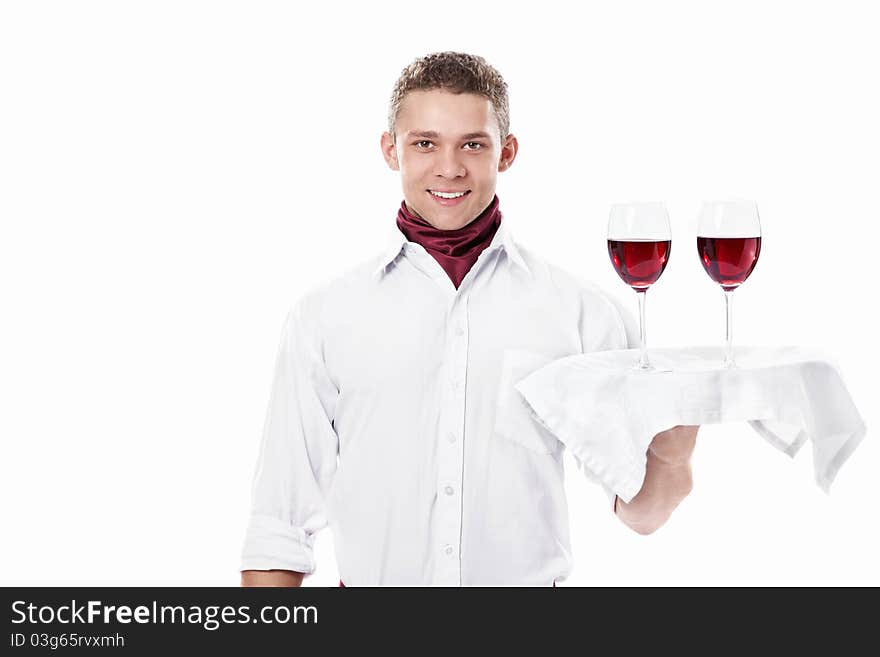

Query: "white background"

xmin=1 ymin=0 xmax=876 ymax=586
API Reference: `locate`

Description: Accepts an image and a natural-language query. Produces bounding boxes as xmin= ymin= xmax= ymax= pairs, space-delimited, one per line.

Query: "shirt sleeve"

xmin=240 ymin=299 xmax=339 ymax=577
xmin=597 ymin=288 xmax=639 ymax=351
xmin=574 ymin=283 xmax=639 ymax=511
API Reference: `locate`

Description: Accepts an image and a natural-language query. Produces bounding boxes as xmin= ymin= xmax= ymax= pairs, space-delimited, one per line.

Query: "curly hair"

xmin=388 ymin=51 xmax=510 ymax=142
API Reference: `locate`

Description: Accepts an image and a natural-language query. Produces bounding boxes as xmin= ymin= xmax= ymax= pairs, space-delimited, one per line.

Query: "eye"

xmin=463 ymin=142 xmax=484 ymax=150
xmin=415 ymin=140 xmax=433 ymax=148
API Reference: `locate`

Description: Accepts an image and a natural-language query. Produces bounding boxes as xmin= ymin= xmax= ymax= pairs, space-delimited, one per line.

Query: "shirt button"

xmin=444 ymin=485 xmax=454 ymax=496
xmin=444 ymin=545 xmax=454 ymax=556
xmin=451 ymin=380 xmax=461 ymax=391
xmin=455 ymin=327 xmax=464 ymax=336
xmin=447 ymin=432 xmax=457 ymax=443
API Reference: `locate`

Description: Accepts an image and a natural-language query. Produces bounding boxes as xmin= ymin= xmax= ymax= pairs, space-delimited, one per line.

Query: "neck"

xmin=395 ymin=194 xmax=502 ymax=288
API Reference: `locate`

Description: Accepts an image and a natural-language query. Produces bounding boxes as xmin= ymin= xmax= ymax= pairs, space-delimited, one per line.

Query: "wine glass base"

xmin=723 ymin=349 xmax=736 ymax=369
xmin=633 ymin=352 xmax=654 ymax=371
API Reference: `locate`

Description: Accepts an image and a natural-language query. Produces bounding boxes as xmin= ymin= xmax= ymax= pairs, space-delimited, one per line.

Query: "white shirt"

xmin=240 ymin=214 xmax=637 ymax=586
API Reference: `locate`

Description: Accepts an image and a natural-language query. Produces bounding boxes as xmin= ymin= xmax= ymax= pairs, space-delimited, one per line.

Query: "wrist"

xmin=647 ymin=425 xmax=698 ymax=465
xmin=647 ymin=445 xmax=693 ymax=468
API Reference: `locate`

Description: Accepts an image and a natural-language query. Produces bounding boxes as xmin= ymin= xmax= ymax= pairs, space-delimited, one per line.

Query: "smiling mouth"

xmin=428 ymin=190 xmax=471 ymax=200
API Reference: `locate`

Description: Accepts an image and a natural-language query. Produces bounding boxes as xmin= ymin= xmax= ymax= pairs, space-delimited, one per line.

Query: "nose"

xmin=434 ymin=146 xmax=466 ymax=179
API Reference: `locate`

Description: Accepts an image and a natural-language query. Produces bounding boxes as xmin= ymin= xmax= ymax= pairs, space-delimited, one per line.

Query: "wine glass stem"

xmin=724 ymin=289 xmax=734 ymax=368
xmin=637 ymin=289 xmax=650 ymax=369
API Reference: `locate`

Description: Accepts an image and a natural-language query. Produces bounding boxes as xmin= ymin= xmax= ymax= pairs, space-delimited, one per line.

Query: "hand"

xmin=647 ymin=425 xmax=699 ymax=466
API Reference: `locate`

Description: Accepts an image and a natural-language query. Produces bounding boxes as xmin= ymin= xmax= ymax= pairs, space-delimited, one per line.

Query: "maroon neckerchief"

xmin=395 ymin=194 xmax=502 ymax=288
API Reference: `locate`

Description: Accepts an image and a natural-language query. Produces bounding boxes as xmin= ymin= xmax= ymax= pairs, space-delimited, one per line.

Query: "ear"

xmin=380 ymin=132 xmax=400 ymax=171
xmin=497 ymin=133 xmax=519 ymax=172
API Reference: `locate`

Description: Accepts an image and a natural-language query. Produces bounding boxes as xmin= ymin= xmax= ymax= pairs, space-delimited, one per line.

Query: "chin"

xmin=407 ymin=196 xmax=480 ymax=230
xmin=433 ymin=213 xmax=473 ymax=231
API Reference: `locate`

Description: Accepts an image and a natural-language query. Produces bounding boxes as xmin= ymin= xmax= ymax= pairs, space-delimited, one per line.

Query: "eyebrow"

xmin=406 ymin=130 xmax=492 ymax=140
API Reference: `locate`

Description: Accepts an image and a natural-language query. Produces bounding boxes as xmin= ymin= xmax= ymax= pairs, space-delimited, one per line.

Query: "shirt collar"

xmin=373 ymin=213 xmax=531 ymax=281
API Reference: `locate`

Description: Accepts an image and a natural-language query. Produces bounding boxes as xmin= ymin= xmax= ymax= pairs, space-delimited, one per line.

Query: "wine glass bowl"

xmin=608 ymin=239 xmax=671 ymax=290
xmin=696 ymin=236 xmax=761 ymax=291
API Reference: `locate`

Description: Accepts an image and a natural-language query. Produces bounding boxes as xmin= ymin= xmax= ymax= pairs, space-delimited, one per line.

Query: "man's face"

xmin=381 ymin=89 xmax=518 ymax=230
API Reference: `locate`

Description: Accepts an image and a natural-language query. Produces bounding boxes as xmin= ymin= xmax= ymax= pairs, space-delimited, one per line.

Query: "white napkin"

xmin=514 ymin=346 xmax=866 ymax=503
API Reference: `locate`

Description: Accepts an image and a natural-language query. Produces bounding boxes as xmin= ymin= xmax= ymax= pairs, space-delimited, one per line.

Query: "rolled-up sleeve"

xmin=240 ymin=298 xmax=339 ymax=576
xmin=574 ymin=283 xmax=638 ymax=511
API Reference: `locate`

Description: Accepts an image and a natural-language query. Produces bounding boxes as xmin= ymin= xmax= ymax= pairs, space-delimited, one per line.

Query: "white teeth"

xmin=430 ymin=190 xmax=467 ymax=199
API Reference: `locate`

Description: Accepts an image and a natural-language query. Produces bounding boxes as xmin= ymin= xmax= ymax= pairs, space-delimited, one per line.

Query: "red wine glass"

xmin=607 ymin=202 xmax=672 ymax=370
xmin=696 ymin=200 xmax=762 ymax=368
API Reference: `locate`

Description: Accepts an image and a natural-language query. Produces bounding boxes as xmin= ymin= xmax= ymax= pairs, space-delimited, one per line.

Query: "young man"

xmin=240 ymin=52 xmax=698 ymax=587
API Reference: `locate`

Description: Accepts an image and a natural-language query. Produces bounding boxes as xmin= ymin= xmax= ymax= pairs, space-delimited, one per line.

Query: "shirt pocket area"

xmin=493 ymin=348 xmax=565 ymax=458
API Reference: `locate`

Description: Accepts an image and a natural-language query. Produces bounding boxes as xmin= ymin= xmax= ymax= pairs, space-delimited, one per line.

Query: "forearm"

xmin=615 ymin=425 xmax=698 ymax=535
xmin=240 ymin=569 xmax=305 ymax=587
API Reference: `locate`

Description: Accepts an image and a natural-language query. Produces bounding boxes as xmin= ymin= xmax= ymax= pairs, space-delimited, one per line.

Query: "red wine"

xmin=607 ymin=239 xmax=671 ymax=291
xmin=697 ymin=236 xmax=761 ymax=291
